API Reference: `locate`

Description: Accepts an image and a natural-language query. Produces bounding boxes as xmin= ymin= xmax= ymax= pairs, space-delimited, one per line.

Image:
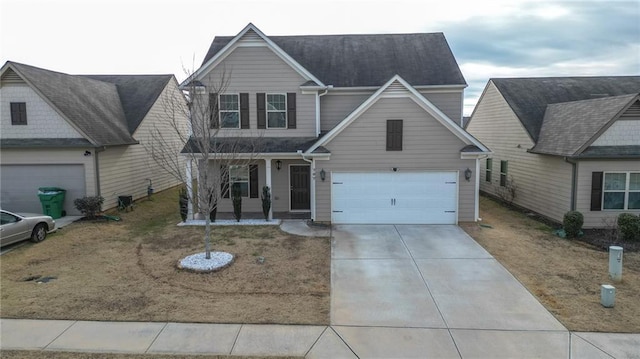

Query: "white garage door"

xmin=0 ymin=164 xmax=86 ymax=215
xmin=331 ymin=172 xmax=458 ymax=224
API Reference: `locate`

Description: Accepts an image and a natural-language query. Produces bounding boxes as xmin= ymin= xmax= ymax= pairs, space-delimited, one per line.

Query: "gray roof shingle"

xmin=578 ymin=145 xmax=640 ymax=158
xmin=5 ymin=62 xmax=173 ymax=146
xmin=531 ymin=94 xmax=639 ymax=156
xmin=202 ymin=32 xmax=466 ymax=87
xmin=491 ymin=77 xmax=640 ymax=142
xmin=182 ymin=137 xmax=327 ymax=154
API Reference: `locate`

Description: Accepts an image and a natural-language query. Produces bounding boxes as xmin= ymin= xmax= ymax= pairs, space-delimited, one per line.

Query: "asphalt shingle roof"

xmin=532 ymin=94 xmax=639 ymax=156
xmin=4 ymin=62 xmax=173 ymax=146
xmin=491 ymin=77 xmax=640 ymax=142
xmin=202 ymin=32 xmax=466 ymax=87
xmin=182 ymin=137 xmax=328 ymax=154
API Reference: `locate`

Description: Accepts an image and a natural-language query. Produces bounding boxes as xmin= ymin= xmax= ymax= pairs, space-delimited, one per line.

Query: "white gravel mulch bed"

xmin=178 ymin=219 xmax=281 ymax=226
xmin=177 ymin=251 xmax=234 ymax=273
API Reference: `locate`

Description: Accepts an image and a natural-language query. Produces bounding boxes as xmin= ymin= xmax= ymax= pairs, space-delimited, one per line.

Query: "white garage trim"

xmin=331 ymin=171 xmax=458 ymax=224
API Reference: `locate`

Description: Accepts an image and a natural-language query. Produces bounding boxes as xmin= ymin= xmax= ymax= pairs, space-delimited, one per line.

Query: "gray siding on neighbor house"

xmin=315 ymin=96 xmax=475 ymax=222
xmin=467 ymin=81 xmax=573 ymax=223
xmin=99 ymin=80 xmax=186 ymax=210
xmin=194 ymin=46 xmax=316 ymax=137
xmin=576 ymin=160 xmax=640 ymax=228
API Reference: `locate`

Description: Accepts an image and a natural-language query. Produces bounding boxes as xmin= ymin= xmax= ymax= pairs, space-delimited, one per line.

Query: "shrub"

xmin=178 ymin=187 xmax=188 ymax=222
xmin=231 ymin=183 xmax=242 ymax=222
xmin=563 ymin=210 xmax=584 ymax=238
xmin=617 ymin=213 xmax=640 ymax=241
xmin=74 ymin=196 xmax=104 ymax=220
xmin=261 ymin=186 xmax=271 ymax=221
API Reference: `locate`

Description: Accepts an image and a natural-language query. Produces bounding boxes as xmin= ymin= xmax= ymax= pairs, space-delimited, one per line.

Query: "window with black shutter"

xmin=386 ymin=120 xmax=403 ymax=151
xmin=10 ymin=102 xmax=27 ymax=125
xmin=257 ymin=93 xmax=266 ymax=129
xmin=485 ymin=158 xmax=493 ymax=182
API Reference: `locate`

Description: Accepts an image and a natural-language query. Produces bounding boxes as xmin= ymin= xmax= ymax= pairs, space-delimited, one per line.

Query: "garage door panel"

xmin=332 ymin=171 xmax=457 ymax=224
xmin=1 ymin=165 xmax=86 ymax=215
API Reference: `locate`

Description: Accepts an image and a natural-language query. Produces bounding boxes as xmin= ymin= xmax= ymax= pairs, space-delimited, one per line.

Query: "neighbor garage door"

xmin=0 ymin=164 xmax=86 ymax=215
xmin=331 ymin=172 xmax=458 ymax=224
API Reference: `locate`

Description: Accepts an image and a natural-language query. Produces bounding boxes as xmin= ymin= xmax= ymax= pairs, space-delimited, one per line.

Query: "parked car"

xmin=0 ymin=209 xmax=56 ymax=246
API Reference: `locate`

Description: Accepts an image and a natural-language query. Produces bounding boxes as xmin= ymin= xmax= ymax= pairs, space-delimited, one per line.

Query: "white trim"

xmin=307 ymin=75 xmax=490 ymax=154
xmin=288 ymin=164 xmax=312 ymax=212
xmin=182 ymin=23 xmax=325 ymax=89
xmin=602 ymin=171 xmax=640 ymax=210
xmin=219 ymin=93 xmax=240 ymax=129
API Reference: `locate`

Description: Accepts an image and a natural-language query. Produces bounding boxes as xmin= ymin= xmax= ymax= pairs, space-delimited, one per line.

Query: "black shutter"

xmin=257 ymin=93 xmax=266 ymax=129
xmin=209 ymin=93 xmax=219 ymax=129
xmin=221 ymin=165 xmax=229 ymax=198
xmin=250 ymin=164 xmax=259 ymax=198
xmin=590 ymin=172 xmax=603 ymax=211
xmin=386 ymin=120 xmax=402 ymax=151
xmin=240 ymin=93 xmax=250 ymax=129
xmin=287 ymin=93 xmax=296 ymax=129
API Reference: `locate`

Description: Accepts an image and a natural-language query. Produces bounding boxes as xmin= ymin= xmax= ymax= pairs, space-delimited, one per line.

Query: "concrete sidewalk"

xmin=2 ymin=319 xmax=639 ymax=358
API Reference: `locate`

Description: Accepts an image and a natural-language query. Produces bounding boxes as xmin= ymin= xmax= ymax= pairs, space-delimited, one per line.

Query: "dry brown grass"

xmin=0 ymin=187 xmax=330 ymax=325
xmin=0 ymin=351 xmax=299 ymax=359
xmin=461 ymin=195 xmax=640 ymax=332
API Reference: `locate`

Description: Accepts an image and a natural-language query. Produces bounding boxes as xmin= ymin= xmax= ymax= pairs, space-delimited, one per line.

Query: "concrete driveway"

xmin=331 ymin=224 xmax=569 ymax=358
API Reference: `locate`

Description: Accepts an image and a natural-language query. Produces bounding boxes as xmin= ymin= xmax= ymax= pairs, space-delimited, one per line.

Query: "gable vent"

xmin=383 ymin=81 xmax=408 ymax=96
xmin=620 ymin=100 xmax=640 ymax=119
xmin=1 ymin=68 xmax=25 ymax=84
xmin=238 ymin=29 xmax=264 ymax=46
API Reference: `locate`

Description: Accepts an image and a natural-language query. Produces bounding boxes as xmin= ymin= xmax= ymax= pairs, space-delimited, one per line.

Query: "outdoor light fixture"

xmin=464 ymin=167 xmax=472 ymax=181
xmin=320 ymin=168 xmax=326 ymax=181
xmin=83 ymin=151 xmax=92 ymax=156
xmin=275 ymin=160 xmax=282 ymax=170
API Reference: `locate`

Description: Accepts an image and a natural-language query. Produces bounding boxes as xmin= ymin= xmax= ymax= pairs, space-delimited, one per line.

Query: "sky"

xmin=1 ymin=0 xmax=639 ymax=116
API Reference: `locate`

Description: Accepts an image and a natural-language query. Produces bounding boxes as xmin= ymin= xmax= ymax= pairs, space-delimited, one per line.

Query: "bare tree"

xmin=145 ymin=68 xmax=260 ymax=259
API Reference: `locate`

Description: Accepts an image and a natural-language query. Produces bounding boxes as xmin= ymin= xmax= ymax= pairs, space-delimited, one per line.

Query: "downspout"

xmin=565 ymin=157 xmax=578 ymax=211
xmin=298 ymin=150 xmax=316 ymax=221
xmin=94 ymin=146 xmax=106 ymax=197
xmin=315 ymin=86 xmax=332 ymax=137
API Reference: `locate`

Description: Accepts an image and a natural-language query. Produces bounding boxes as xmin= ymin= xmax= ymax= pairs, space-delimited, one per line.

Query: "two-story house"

xmin=467 ymin=77 xmax=640 ymax=228
xmin=0 ymin=61 xmax=187 ymax=215
xmin=182 ymin=23 xmax=490 ymax=224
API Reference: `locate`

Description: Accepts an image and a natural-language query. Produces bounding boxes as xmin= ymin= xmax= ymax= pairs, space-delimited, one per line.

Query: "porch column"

xmin=265 ymin=158 xmax=273 ymax=221
xmin=186 ymin=159 xmax=194 ymax=220
xmin=310 ymin=159 xmax=316 ymax=221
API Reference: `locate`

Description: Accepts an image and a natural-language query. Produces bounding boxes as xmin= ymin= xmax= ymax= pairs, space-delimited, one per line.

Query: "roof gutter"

xmin=315 ymin=85 xmax=333 ymax=136
xmin=298 ymin=150 xmax=317 ymax=221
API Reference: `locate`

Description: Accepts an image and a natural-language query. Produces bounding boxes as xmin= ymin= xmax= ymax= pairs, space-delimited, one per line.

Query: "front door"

xmin=290 ymin=165 xmax=310 ymax=211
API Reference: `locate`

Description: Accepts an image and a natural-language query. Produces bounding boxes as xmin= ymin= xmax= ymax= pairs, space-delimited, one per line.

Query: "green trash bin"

xmin=38 ymin=187 xmax=66 ymax=219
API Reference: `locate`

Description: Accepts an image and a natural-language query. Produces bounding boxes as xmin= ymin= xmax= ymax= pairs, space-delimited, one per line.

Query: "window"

xmin=229 ymin=165 xmax=249 ymax=197
xmin=219 ymin=94 xmax=239 ymax=128
xmin=603 ymin=172 xmax=640 ymax=210
xmin=500 ymin=160 xmax=508 ymax=187
xmin=266 ymin=94 xmax=287 ymax=128
xmin=485 ymin=158 xmax=493 ymax=182
xmin=10 ymin=102 xmax=27 ymax=125
xmin=386 ymin=120 xmax=403 ymax=151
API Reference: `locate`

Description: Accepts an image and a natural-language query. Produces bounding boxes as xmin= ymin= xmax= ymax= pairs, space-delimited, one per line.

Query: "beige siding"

xmin=467 ymin=82 xmax=572 ymax=223
xmin=0 ymin=148 xmax=97 ymax=212
xmin=99 ymin=80 xmax=186 ymax=209
xmin=592 ymin=119 xmax=640 ymax=146
xmin=315 ymin=96 xmax=475 ymax=222
xmin=194 ymin=46 xmax=316 ymax=137
xmin=1 ymin=83 xmax=83 ymax=138
xmin=320 ymin=92 xmax=372 ymax=132
xmin=420 ymin=90 xmax=464 ymax=124
xmin=576 ymin=160 xmax=640 ymax=228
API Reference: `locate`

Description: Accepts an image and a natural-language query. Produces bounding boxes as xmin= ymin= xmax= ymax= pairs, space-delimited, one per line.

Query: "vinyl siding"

xmin=315 ymin=96 xmax=475 ymax=222
xmin=0 ymin=148 xmax=97 ymax=214
xmin=98 ymin=80 xmax=186 ymax=210
xmin=1 ymin=83 xmax=84 ymax=138
xmin=420 ymin=90 xmax=464 ymax=124
xmin=467 ymin=81 xmax=572 ymax=223
xmin=591 ymin=118 xmax=640 ymax=146
xmin=320 ymin=92 xmax=372 ymax=132
xmin=576 ymin=160 xmax=640 ymax=228
xmin=193 ymin=46 xmax=315 ymax=137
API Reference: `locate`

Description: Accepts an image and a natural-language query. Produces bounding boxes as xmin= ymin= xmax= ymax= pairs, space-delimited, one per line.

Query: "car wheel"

xmin=30 ymin=223 xmax=47 ymax=243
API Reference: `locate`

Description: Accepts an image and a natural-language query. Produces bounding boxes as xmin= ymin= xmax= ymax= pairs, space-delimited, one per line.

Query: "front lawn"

xmin=461 ymin=195 xmax=640 ymax=332
xmin=0 ymin=187 xmax=330 ymax=325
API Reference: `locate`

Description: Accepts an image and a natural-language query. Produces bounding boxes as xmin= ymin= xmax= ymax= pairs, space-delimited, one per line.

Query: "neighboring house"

xmin=0 ymin=61 xmax=187 ymax=215
xmin=467 ymin=77 xmax=640 ymax=228
xmin=181 ymin=23 xmax=490 ymax=224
